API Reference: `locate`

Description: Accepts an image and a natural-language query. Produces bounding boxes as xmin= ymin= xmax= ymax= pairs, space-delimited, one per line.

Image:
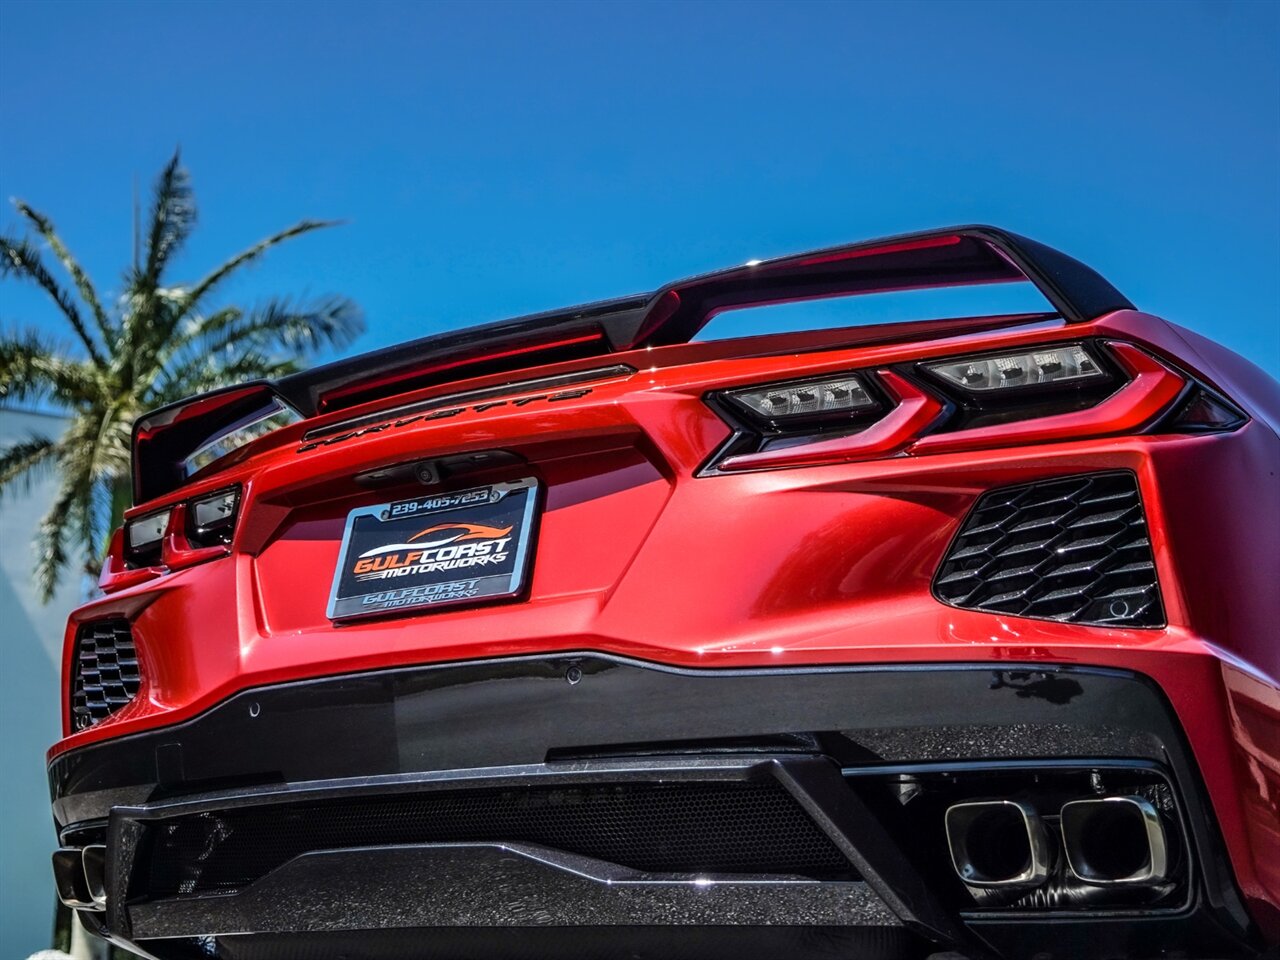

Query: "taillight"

xmin=187 ymin=487 xmax=240 ymax=548
xmin=123 ymin=508 xmax=171 ymax=567
xmin=702 ymin=373 xmax=890 ymax=472
xmin=181 ymin=399 xmax=300 ymax=478
xmin=117 ymin=484 xmax=241 ymax=578
xmin=918 ymin=340 xmax=1246 ymax=438
xmin=921 ymin=343 xmax=1108 ymax=394
xmin=916 ymin=341 xmax=1121 ymax=432
xmin=702 ymin=338 xmax=1246 ymax=473
xmin=721 ymin=373 xmax=882 ymax=430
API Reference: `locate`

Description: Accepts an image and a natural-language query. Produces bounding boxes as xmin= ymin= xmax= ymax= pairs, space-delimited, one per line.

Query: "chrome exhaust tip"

xmin=944 ymin=800 xmax=1052 ymax=888
xmin=82 ymin=843 xmax=108 ymax=907
xmin=1059 ymin=796 xmax=1168 ymax=885
xmin=51 ymin=848 xmax=94 ymax=910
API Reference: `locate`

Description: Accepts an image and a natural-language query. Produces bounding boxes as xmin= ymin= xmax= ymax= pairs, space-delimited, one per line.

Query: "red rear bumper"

xmin=49 ymin=309 xmax=1280 ymax=952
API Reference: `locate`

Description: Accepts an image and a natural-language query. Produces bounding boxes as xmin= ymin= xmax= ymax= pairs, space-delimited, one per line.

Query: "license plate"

xmin=326 ymin=477 xmax=539 ymax=621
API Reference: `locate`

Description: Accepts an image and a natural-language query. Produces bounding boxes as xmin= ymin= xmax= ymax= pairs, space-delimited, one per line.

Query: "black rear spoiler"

xmin=132 ymin=225 xmax=1132 ymax=503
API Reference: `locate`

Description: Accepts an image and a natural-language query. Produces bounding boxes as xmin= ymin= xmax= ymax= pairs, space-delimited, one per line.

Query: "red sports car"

xmin=48 ymin=227 xmax=1280 ymax=959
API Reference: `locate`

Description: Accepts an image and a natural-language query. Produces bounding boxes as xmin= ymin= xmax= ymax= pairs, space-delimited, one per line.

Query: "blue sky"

xmin=1 ymin=0 xmax=1277 ymax=374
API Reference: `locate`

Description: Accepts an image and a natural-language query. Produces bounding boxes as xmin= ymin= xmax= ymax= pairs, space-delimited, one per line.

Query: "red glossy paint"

xmin=96 ymin=528 xmax=163 ymax=592
xmin=160 ymin=503 xmax=231 ymax=571
xmin=51 ymin=295 xmax=1280 ymax=937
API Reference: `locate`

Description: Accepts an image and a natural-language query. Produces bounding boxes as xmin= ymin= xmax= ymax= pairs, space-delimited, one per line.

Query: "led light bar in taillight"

xmin=924 ymin=343 xmax=1106 ymax=393
xmin=188 ymin=487 xmax=240 ymax=547
xmin=123 ymin=508 xmax=171 ymax=567
xmin=120 ymin=486 xmax=243 ymax=571
xmin=724 ymin=374 xmax=878 ymax=428
xmin=126 ymin=509 xmax=170 ymax=553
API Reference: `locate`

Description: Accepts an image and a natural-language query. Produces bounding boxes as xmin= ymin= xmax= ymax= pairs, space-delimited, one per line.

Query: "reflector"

xmin=1165 ymin=387 xmax=1247 ymax=433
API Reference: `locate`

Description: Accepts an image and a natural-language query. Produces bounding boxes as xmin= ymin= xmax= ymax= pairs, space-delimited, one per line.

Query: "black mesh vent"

xmin=142 ymin=780 xmax=854 ymax=898
xmin=933 ymin=472 xmax=1164 ymax=627
xmin=71 ymin=619 xmax=141 ymax=731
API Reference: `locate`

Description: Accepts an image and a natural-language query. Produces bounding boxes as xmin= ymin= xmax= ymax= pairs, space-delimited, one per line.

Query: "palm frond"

xmin=37 ymin=415 xmax=114 ymax=596
xmin=148 ymin=349 xmax=300 ymax=406
xmin=90 ymin=398 xmax=134 ymax=479
xmin=0 ymin=434 xmax=58 ymax=495
xmin=0 ymin=327 xmax=99 ymax=407
xmin=115 ymin=284 xmax=182 ymax=384
xmin=175 ymin=294 xmax=364 ymax=359
xmin=34 ymin=467 xmax=79 ymax=602
xmin=174 ymin=219 xmax=340 ymax=325
xmin=139 ymin=151 xmax=196 ymax=293
xmin=70 ymin=466 xmax=104 ymax=567
xmin=1 ymin=152 xmax=364 ymax=601
xmin=1 ymin=232 xmax=108 ymax=368
xmin=13 ymin=200 xmax=114 ymax=344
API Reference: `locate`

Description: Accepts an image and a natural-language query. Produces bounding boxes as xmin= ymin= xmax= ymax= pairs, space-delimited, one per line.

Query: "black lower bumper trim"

xmin=179 ymin=925 xmax=931 ymax=960
xmin=128 ymin=843 xmax=896 ymax=938
xmin=51 ymin=654 xmax=1181 ymax=827
xmin=50 ymin=655 xmax=1262 ymax=959
xmin=104 ymin=756 xmax=963 ymax=947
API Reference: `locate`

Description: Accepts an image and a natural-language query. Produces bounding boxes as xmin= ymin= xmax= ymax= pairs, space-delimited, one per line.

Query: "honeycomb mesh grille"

xmin=71 ymin=619 xmax=141 ymax=730
xmin=933 ymin=471 xmax=1164 ymax=627
xmin=142 ymin=780 xmax=855 ymax=898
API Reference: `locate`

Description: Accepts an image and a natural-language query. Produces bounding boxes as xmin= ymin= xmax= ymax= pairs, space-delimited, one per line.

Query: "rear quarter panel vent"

xmin=71 ymin=619 xmax=141 ymax=730
xmin=933 ymin=471 xmax=1164 ymax=627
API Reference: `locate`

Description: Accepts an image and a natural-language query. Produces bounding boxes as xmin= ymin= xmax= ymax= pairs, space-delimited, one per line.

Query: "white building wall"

xmin=0 ymin=409 xmax=82 ymax=955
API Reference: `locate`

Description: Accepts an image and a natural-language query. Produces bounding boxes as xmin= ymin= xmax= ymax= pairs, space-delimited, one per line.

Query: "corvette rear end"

xmin=48 ymin=227 xmax=1280 ymax=959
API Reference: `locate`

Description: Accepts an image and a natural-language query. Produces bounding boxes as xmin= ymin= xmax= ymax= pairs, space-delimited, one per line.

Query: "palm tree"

xmin=1 ymin=152 xmax=364 ymax=600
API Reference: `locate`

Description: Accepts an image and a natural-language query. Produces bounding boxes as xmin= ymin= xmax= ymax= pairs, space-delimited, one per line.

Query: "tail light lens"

xmin=124 ymin=509 xmax=171 ymax=567
xmin=703 ymin=338 xmax=1248 ymax=473
xmin=922 ymin=343 xmax=1108 ymax=394
xmin=181 ymin=398 xmax=300 ymax=478
xmin=120 ymin=485 xmax=241 ymax=572
xmin=916 ymin=341 xmax=1122 ymax=432
xmin=703 ymin=373 xmax=888 ymax=472
xmin=920 ymin=340 xmax=1246 ymax=437
xmin=188 ymin=487 xmax=240 ymax=548
xmin=723 ymin=374 xmax=880 ymax=429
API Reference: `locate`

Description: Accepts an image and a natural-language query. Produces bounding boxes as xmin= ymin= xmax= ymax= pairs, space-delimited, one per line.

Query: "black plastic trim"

xmin=50 ymin=655 xmax=1257 ymax=957
xmin=932 ymin=470 xmax=1166 ymax=628
xmin=104 ymin=757 xmax=939 ymax=943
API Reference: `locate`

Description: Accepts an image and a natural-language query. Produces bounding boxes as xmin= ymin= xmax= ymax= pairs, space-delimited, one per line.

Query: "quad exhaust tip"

xmin=52 ymin=848 xmax=93 ymax=910
xmin=945 ymin=795 xmax=1170 ymax=890
xmin=82 ymin=844 xmax=108 ymax=907
xmin=1059 ymin=796 xmax=1169 ymax=885
xmin=944 ymin=800 xmax=1053 ymax=888
xmin=51 ymin=845 xmax=107 ymax=911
